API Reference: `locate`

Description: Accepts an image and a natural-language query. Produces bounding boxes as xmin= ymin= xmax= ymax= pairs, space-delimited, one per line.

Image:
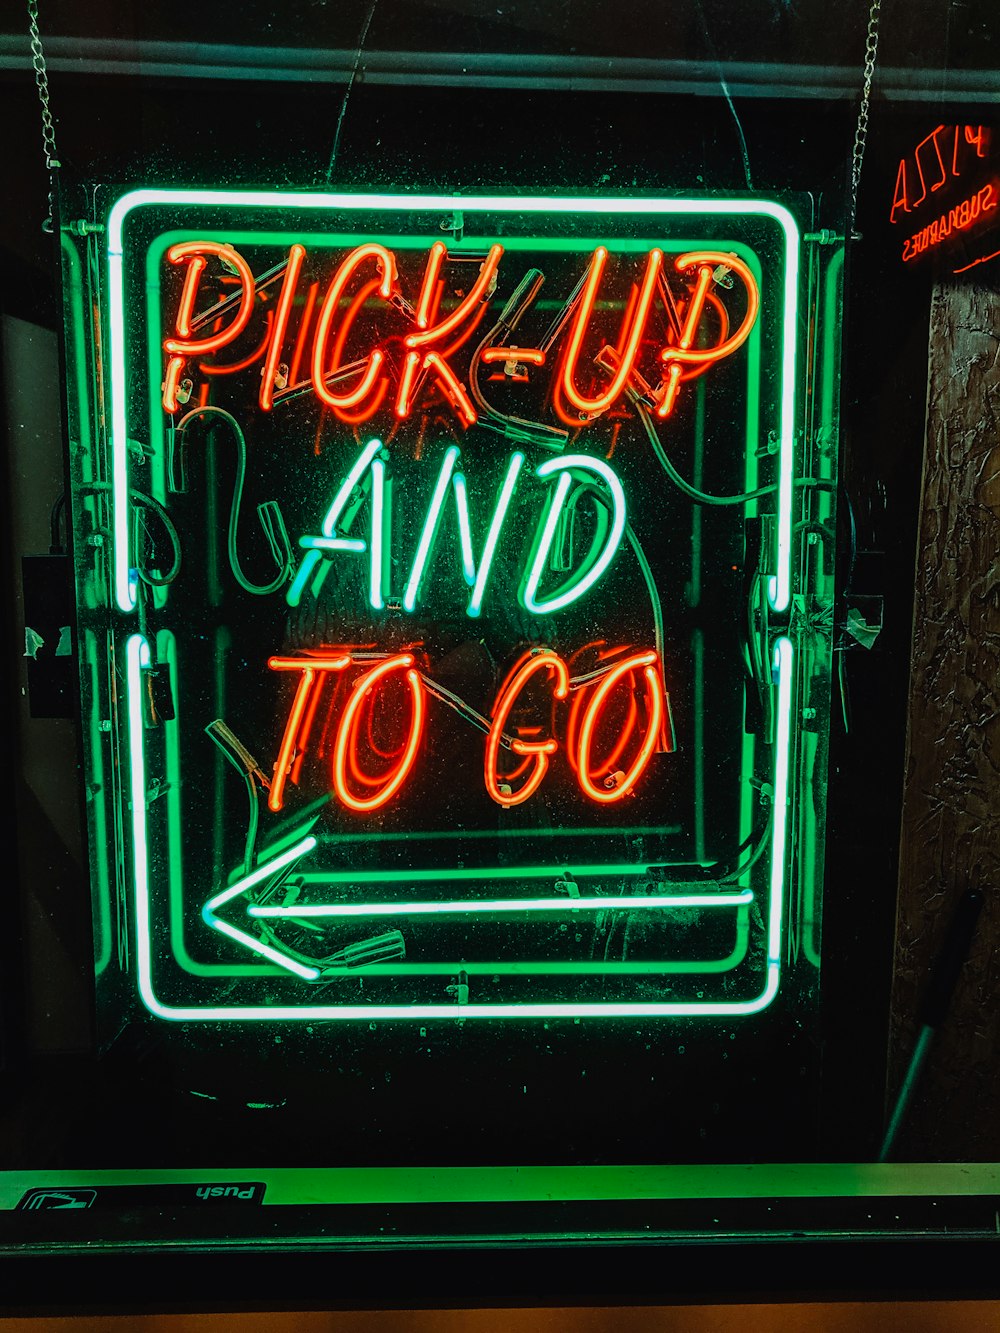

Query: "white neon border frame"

xmin=107 ymin=188 xmax=800 ymax=616
xmin=126 ymin=632 xmax=792 ymax=1020
xmin=105 ymin=187 xmax=800 ymax=1020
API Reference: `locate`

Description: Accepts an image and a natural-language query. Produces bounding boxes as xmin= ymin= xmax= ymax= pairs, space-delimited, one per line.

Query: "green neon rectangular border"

xmin=135 ymin=205 xmax=775 ymax=978
xmin=141 ymin=227 xmax=765 ymax=982
xmin=106 ymin=188 xmax=799 ymax=1020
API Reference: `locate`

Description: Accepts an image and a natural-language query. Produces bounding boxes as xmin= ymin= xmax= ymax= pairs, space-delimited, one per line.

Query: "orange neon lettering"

xmin=267 ymin=654 xmax=350 ymax=812
xmin=292 ymin=662 xmax=340 ymax=784
xmin=288 ymin=280 xmax=319 ymax=388
xmin=199 ymin=313 xmax=273 ymax=375
xmin=311 ymin=244 xmax=397 ymax=414
xmin=559 ymin=248 xmax=663 ymax=417
xmin=890 ymin=158 xmax=911 ymax=224
xmin=910 ymin=126 xmax=948 ymax=211
xmin=656 ymin=252 xmax=760 ymax=418
xmin=405 ymin=244 xmax=504 ymax=348
xmin=485 ymin=652 xmax=569 ymax=808
xmin=332 ymin=654 xmax=425 ymax=813
xmin=965 ymin=124 xmax=988 ymax=159
xmin=413 ymin=240 xmax=447 ymax=329
xmin=480 ymin=347 xmax=546 ymax=366
xmin=655 ymin=263 xmax=713 ymax=419
xmin=423 ymin=352 xmax=477 ymax=426
xmin=394 ymin=244 xmax=504 ymax=422
xmin=575 ymin=652 xmax=664 ymax=804
xmin=259 ymin=244 xmax=306 ymax=410
xmin=162 ymin=242 xmax=256 ymax=412
xmin=328 ymin=277 xmax=391 ymax=423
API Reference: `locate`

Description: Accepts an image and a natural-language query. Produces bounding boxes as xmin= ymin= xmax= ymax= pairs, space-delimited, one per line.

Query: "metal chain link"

xmin=27 ymin=0 xmax=60 ymax=232
xmin=850 ymin=0 xmax=882 ymax=237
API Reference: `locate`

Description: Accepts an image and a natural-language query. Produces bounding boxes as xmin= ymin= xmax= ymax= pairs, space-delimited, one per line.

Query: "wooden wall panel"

xmin=891 ymin=276 xmax=1000 ymax=1158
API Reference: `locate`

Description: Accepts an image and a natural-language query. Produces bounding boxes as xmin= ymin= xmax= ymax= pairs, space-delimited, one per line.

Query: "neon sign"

xmin=900 ymin=185 xmax=998 ymax=263
xmin=890 ymin=125 xmax=999 ymax=266
xmin=68 ymin=189 xmax=834 ymax=1024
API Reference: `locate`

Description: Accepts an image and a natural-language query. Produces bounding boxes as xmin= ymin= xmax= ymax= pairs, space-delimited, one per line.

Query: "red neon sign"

xmin=890 ymin=125 xmax=997 ymax=265
xmin=310 ymin=243 xmax=397 ymax=413
xmin=890 ymin=125 xmax=989 ymax=225
xmin=901 ymin=184 xmax=998 ymax=262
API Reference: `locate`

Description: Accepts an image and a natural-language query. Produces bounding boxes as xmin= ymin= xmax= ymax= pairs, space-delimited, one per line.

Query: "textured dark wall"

xmin=891 ymin=276 xmax=1000 ymax=1158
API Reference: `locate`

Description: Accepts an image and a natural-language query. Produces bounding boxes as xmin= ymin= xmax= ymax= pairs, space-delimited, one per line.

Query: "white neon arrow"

xmin=201 ymin=834 xmax=320 ymax=980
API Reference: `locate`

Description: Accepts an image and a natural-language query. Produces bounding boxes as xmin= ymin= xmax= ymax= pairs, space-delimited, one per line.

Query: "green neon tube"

xmin=450 ymin=472 xmax=478 ymax=587
xmin=286 ymin=549 xmax=321 ymax=607
xmin=369 ymin=456 xmax=387 ymax=609
xmin=300 ymin=536 xmax=367 ymax=552
xmin=767 ymin=636 xmax=794 ymax=964
xmin=108 ymin=252 xmax=135 ymax=612
xmin=320 ymin=436 xmax=384 ymax=536
xmin=202 ymin=835 xmax=321 ymax=981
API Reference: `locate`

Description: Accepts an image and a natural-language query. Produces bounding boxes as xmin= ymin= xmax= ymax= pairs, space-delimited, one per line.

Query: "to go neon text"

xmin=268 ymin=649 xmax=668 ymax=814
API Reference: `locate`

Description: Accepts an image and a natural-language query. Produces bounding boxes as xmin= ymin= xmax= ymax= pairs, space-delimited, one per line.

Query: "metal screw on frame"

xmin=27 ymin=0 xmax=61 ymax=233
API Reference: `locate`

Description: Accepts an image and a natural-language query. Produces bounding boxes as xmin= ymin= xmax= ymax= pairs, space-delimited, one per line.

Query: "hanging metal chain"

xmin=849 ymin=0 xmax=882 ymax=237
xmin=27 ymin=0 xmax=60 ymax=233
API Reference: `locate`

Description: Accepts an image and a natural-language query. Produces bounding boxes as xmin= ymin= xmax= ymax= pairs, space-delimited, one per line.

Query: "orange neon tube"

xmin=259 ymin=244 xmax=306 ymax=410
xmin=422 ymin=352 xmax=477 ymax=426
xmin=162 ymin=242 xmax=256 ymax=412
xmin=405 ymin=244 xmax=504 ymax=347
xmin=481 ymin=346 xmax=546 ymax=366
xmin=559 ymin=248 xmax=662 ymax=417
xmin=656 ymin=263 xmax=713 ymax=418
xmin=267 ymin=654 xmax=350 ymax=812
xmin=311 ymin=244 xmax=397 ymax=412
xmin=562 ymin=641 xmax=605 ymax=774
xmin=485 ymin=651 xmax=569 ymax=808
xmin=393 ymin=351 xmax=421 ymax=419
xmin=332 ymin=654 xmax=425 ymax=813
xmin=575 ymin=652 xmax=664 ymax=804
xmin=288 ymin=280 xmax=319 ymax=387
xmin=328 ymin=277 xmax=391 ymax=423
xmin=394 ymin=244 xmax=503 ymax=423
xmin=656 ymin=251 xmax=760 ymax=418
xmin=200 ymin=313 xmax=273 ymax=376
xmin=413 ymin=241 xmax=447 ymax=329
xmin=291 ymin=665 xmax=338 ymax=785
